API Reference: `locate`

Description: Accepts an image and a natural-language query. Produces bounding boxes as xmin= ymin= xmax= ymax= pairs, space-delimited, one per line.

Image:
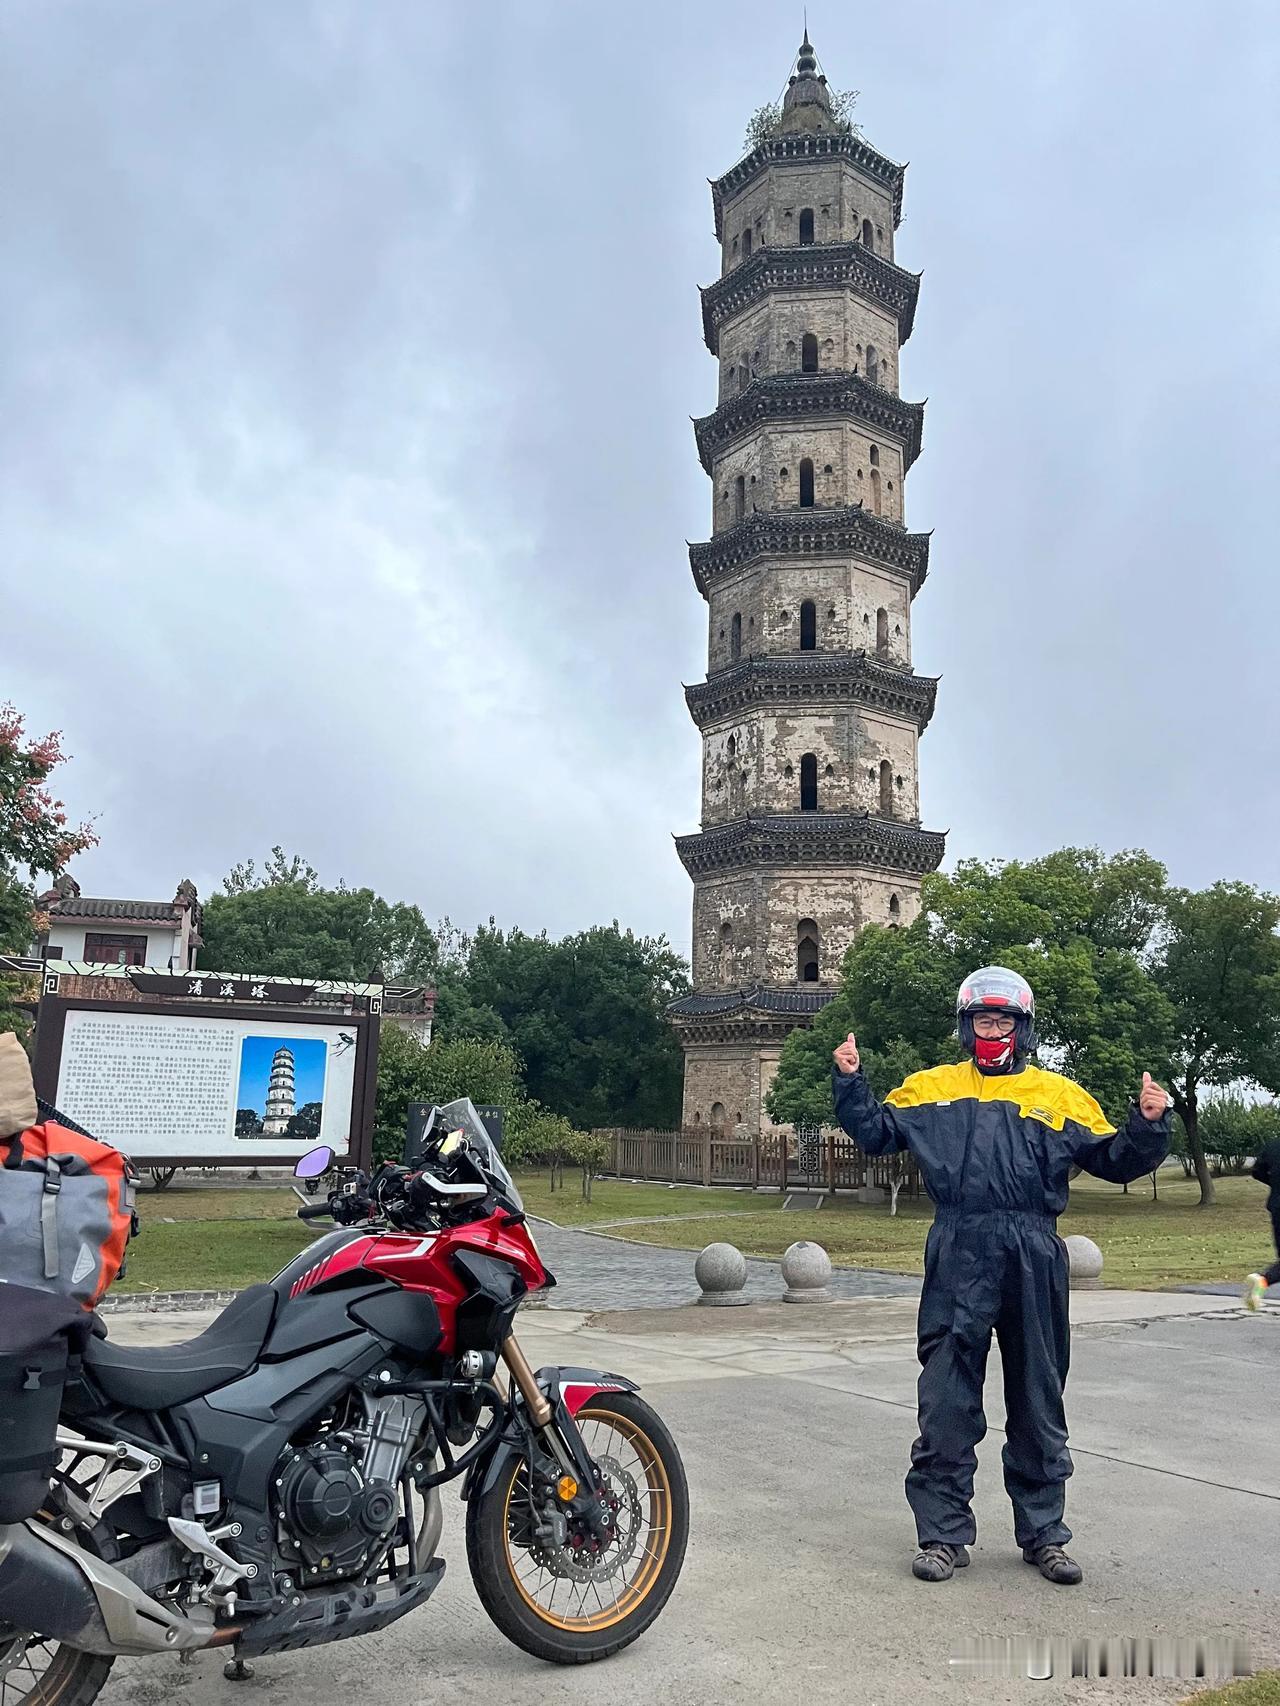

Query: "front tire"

xmin=466 ymin=1391 xmax=688 ymax=1664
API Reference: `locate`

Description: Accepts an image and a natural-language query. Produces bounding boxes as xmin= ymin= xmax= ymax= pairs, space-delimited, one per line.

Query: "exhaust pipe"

xmin=0 ymin=1522 xmax=210 ymax=1656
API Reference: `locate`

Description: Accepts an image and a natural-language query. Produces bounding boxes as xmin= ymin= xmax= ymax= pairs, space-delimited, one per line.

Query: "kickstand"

xmin=223 ymin=1657 xmax=255 ymax=1682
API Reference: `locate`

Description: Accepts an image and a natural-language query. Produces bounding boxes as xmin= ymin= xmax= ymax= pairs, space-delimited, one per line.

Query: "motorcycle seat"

xmin=84 ymin=1284 xmax=277 ymax=1410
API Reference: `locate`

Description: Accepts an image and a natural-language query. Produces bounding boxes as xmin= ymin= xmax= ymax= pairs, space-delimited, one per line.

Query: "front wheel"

xmin=465 ymin=1391 xmax=688 ymax=1664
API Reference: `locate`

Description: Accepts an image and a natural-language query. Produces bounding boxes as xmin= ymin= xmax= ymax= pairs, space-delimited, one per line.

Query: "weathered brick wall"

xmin=680 ymin=1044 xmax=762 ymax=1131
xmin=720 ymin=292 xmax=900 ymax=397
xmin=719 ymin=159 xmax=897 ymax=274
xmin=712 ymin=425 xmax=904 ymax=529
xmin=692 ymin=866 xmax=922 ymax=988
xmin=707 ymin=561 xmax=911 ymax=674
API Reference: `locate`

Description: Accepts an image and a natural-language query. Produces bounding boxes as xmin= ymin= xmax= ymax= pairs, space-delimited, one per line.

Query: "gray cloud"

xmin=3 ymin=0 xmax=1278 ymax=963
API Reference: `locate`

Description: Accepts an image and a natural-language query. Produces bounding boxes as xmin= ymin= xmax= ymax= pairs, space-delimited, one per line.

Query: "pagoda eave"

xmin=676 ymin=813 xmax=946 ymax=879
xmin=710 ymin=131 xmax=906 ymax=239
xmin=688 ymin=507 xmax=931 ymax=600
xmin=685 ymin=652 xmax=939 ymax=731
xmin=701 ymin=242 xmax=921 ymax=353
xmin=693 ymin=374 xmax=924 ymax=474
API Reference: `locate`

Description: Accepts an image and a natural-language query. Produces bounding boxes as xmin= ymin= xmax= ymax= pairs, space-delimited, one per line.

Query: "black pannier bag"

xmin=0 ymin=1036 xmax=111 ymax=1524
xmin=0 ymin=1284 xmax=89 ymax=1523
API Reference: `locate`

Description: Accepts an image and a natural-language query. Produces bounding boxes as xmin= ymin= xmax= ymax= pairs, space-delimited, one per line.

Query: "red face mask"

xmin=973 ymin=1032 xmax=1016 ymax=1071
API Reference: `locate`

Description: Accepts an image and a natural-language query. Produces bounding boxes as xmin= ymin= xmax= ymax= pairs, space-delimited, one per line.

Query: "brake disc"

xmin=530 ymin=1454 xmax=643 ymax=1585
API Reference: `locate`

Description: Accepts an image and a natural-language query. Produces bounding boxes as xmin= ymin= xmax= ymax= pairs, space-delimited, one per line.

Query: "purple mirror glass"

xmin=294 ymin=1146 xmax=335 ymax=1180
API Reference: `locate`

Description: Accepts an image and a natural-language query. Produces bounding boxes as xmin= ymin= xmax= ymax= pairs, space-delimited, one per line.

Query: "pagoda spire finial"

xmin=781 ymin=24 xmax=833 ymax=133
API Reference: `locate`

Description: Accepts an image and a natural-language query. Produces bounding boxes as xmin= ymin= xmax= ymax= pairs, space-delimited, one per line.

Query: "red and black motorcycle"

xmin=0 ymin=1101 xmax=688 ymax=1705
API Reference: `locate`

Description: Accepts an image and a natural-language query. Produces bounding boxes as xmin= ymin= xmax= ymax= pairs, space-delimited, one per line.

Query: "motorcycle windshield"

xmin=437 ymin=1097 xmax=523 ymax=1212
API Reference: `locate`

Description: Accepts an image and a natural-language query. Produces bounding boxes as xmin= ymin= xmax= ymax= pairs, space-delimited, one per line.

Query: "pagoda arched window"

xmin=730 ymin=611 xmax=742 ymax=660
xmin=800 ymin=600 xmax=816 ymax=651
xmin=799 ymin=458 xmax=815 ymax=508
xmin=801 ymin=333 xmax=818 ymax=373
xmin=799 ymin=208 xmax=815 ymax=245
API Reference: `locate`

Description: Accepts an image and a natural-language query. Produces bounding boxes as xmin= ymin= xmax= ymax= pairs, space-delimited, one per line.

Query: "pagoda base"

xmin=669 ymin=984 xmax=837 ymax=1136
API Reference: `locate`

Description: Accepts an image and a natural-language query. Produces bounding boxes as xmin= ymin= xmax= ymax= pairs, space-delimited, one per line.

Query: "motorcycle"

xmin=0 ymin=1100 xmax=688 ymax=1704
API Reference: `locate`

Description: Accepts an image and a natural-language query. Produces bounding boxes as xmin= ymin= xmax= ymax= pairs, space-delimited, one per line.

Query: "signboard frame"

xmin=31 ymin=968 xmax=381 ymax=1171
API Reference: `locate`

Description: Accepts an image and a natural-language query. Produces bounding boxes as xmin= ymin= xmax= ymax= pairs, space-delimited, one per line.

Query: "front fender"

xmin=463 ymin=1365 xmax=639 ymax=1504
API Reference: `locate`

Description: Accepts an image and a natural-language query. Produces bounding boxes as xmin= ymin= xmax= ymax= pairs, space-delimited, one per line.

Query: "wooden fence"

xmin=596 ymin=1126 xmax=921 ymax=1198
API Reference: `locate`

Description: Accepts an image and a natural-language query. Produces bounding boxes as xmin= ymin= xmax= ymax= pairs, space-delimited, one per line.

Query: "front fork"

xmin=497 ymin=1334 xmax=635 ymax=1541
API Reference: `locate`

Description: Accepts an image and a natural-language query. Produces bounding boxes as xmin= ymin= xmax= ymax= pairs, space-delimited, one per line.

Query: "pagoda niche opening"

xmin=801 ymin=332 xmax=818 ymax=373
xmin=797 ymin=919 xmax=820 ymax=983
xmin=799 ymin=458 xmax=815 ymax=507
xmin=798 ymin=208 xmax=814 ymax=245
xmin=800 ymin=753 xmax=818 ymax=812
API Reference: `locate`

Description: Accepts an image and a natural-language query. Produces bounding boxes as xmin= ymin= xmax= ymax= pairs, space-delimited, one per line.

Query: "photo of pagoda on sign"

xmin=234 ymin=1035 xmax=328 ymax=1140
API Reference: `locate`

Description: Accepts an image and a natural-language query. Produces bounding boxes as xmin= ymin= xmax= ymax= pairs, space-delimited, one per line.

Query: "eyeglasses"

xmin=970 ymin=1012 xmax=1017 ymax=1037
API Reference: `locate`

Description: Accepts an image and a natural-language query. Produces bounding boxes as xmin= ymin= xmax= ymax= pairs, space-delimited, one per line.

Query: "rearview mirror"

xmin=294 ymin=1146 xmax=335 ymax=1180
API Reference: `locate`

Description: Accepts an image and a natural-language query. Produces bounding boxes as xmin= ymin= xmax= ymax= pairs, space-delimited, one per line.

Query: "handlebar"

xmin=297 ymin=1201 xmax=334 ymax=1222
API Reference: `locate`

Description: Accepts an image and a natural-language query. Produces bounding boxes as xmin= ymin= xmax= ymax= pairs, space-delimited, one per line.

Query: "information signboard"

xmin=31 ymin=966 xmax=380 ymax=1169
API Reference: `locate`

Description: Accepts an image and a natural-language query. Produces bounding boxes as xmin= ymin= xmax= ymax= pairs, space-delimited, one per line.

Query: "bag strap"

xmin=41 ymin=1154 xmax=62 ymax=1280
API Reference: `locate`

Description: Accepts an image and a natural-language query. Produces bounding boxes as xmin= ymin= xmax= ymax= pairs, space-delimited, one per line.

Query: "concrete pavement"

xmin=98 ymin=1281 xmax=1278 ymax=1706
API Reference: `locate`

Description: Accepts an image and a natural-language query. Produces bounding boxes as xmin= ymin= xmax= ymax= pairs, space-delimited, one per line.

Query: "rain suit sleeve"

xmin=1065 ymin=1084 xmax=1171 ymax=1185
xmin=831 ymin=1068 xmax=913 ymax=1156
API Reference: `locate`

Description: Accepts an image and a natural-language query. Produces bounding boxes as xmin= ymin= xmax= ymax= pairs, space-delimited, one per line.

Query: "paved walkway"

xmin=527 ymin=1219 xmax=921 ymax=1308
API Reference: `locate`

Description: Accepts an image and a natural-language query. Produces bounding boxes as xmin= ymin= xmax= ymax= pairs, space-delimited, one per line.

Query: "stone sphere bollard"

xmin=1064 ymin=1234 xmax=1104 ymax=1290
xmin=695 ymin=1242 xmax=748 ymax=1306
xmin=781 ymin=1240 xmax=832 ymax=1303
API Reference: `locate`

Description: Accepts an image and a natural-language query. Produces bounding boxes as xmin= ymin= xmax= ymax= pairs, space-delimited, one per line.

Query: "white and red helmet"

xmin=956 ymin=966 xmax=1035 ymax=1020
xmin=956 ymin=966 xmax=1036 ymax=1071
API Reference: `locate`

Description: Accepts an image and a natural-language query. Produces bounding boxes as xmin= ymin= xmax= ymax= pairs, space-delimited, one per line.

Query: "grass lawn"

xmin=1181 ymin=1677 xmax=1280 ymax=1706
xmin=116 ymin=1169 xmax=1270 ymax=1295
xmin=593 ymin=1172 xmax=1271 ymax=1290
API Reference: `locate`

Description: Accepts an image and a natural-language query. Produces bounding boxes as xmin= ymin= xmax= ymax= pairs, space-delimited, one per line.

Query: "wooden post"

xmin=752 ymin=1138 xmax=760 ymax=1188
xmin=826 ymin=1129 xmax=836 ymax=1193
xmin=702 ymin=1130 xmax=712 ymax=1188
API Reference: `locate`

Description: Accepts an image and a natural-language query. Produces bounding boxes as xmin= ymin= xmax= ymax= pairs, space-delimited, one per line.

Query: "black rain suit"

xmin=833 ymin=1059 xmax=1170 ymax=1550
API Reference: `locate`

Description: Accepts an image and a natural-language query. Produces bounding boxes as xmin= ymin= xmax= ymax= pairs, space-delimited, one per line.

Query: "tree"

xmin=288 ymin=1101 xmax=323 ymax=1141
xmin=0 ymin=703 xmax=96 ymax=1039
xmin=1195 ymin=1093 xmax=1280 ymax=1177
xmin=767 ymin=848 xmax=1173 ymax=1129
xmin=201 ymin=852 xmax=438 ymax=983
xmin=235 ymin=1107 xmax=260 ymax=1137
xmin=373 ymin=1027 xmax=529 ymax=1164
xmin=451 ymin=923 xmax=690 ymax=1130
xmin=1156 ymin=883 xmax=1280 ymax=1206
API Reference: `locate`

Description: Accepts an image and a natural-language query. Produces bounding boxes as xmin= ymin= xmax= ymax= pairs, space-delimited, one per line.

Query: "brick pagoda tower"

xmin=669 ymin=34 xmax=945 ymax=1133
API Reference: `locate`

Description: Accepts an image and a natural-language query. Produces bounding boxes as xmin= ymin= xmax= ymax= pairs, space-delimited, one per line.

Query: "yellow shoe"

xmin=1244 ymin=1274 xmax=1267 ymax=1312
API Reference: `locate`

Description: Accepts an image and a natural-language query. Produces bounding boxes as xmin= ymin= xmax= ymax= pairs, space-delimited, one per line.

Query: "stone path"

xmin=527 ymin=1218 xmax=921 ymax=1310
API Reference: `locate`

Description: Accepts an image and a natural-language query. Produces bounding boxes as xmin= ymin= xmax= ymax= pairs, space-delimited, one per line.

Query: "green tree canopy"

xmin=446 ymin=922 xmax=690 ymax=1130
xmin=200 ymin=849 xmax=438 ymax=983
xmin=373 ymin=1027 xmax=532 ymax=1164
xmin=1156 ymin=882 xmax=1280 ymax=1204
xmin=767 ymin=848 xmax=1174 ymax=1129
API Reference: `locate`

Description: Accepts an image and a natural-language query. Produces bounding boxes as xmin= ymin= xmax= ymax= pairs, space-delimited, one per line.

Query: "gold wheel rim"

xmin=502 ymin=1405 xmax=672 ymax=1632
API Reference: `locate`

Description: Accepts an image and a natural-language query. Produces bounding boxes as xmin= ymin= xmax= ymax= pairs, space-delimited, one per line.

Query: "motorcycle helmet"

xmin=956 ymin=965 xmax=1036 ymax=1073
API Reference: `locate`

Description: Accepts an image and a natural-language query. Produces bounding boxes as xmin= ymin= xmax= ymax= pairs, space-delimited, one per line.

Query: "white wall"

xmin=46 ymin=921 xmax=184 ymax=968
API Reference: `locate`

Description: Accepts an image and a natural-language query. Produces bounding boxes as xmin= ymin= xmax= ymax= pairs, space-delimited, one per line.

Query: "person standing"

xmin=1243 ymin=1130 xmax=1280 ymax=1310
xmin=832 ymin=966 xmax=1170 ymax=1585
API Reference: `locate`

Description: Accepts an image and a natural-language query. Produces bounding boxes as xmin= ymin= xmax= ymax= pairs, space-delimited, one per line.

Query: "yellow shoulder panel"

xmin=885 ymin=1061 xmax=978 ymax=1109
xmin=1020 ymin=1067 xmax=1116 ymax=1136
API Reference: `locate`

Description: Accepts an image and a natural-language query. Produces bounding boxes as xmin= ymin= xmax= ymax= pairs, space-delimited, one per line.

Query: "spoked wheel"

xmin=0 ymin=1631 xmax=112 ymax=1706
xmin=466 ymin=1391 xmax=688 ymax=1664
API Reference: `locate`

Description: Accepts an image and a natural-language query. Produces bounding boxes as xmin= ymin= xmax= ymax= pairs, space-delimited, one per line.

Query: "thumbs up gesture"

xmin=833 ymin=1032 xmax=861 ymax=1075
xmin=1138 ymin=1071 xmax=1169 ymax=1120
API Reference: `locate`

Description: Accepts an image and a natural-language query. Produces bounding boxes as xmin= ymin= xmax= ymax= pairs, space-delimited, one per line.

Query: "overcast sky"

xmin=4 ymin=1 xmax=1278 ymax=960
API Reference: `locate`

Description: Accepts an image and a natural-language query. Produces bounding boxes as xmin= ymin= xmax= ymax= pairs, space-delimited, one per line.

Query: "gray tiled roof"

xmin=49 ymin=898 xmax=178 ymax=921
xmin=668 ymin=985 xmax=836 ymax=1018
